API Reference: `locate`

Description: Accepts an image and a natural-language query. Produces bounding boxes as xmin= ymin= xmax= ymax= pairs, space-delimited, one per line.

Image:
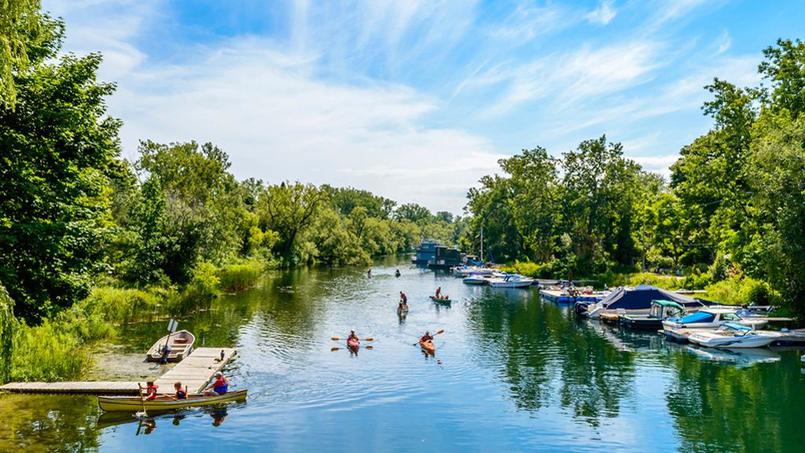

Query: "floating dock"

xmin=0 ymin=347 xmax=237 ymax=395
xmin=154 ymin=347 xmax=237 ymax=394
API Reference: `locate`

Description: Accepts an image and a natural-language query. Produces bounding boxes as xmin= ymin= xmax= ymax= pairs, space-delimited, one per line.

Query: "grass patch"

xmin=218 ymin=259 xmax=264 ymax=292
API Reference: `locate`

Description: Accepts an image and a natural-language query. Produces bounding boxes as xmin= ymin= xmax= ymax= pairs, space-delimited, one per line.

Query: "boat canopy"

xmin=601 ymin=285 xmax=703 ymax=311
xmin=652 ymin=299 xmax=684 ymax=310
xmin=679 ymin=311 xmax=715 ymax=324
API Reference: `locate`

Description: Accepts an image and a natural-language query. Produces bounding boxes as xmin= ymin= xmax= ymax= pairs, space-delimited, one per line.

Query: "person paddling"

xmin=143 ymin=381 xmax=159 ymax=400
xmin=204 ymin=372 xmax=228 ymax=396
xmin=399 ymin=291 xmax=408 ymax=305
xmin=435 ymin=287 xmax=441 ymax=299
xmin=420 ymin=331 xmax=434 ymax=343
xmin=173 ymin=381 xmax=187 ymax=400
xmin=395 ymin=269 xmax=401 ymax=278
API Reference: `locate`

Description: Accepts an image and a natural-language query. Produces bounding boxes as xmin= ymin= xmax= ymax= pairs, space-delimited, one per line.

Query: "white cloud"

xmin=585 ymin=0 xmax=617 ymax=26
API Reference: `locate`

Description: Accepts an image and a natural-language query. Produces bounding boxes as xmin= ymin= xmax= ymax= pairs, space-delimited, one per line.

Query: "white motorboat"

xmin=453 ymin=266 xmax=495 ymax=278
xmin=662 ymin=307 xmax=768 ymax=333
xmin=489 ymin=274 xmax=534 ymax=288
xmin=687 ymin=323 xmax=782 ymax=349
xmin=463 ymin=271 xmax=505 ymax=285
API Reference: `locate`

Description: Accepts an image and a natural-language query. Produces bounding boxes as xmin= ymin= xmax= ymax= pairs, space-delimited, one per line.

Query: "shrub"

xmin=170 ymin=262 xmax=220 ymax=314
xmin=10 ymin=320 xmax=92 ymax=381
xmin=218 ymin=259 xmax=264 ymax=292
xmin=502 ymin=260 xmax=558 ymax=278
xmin=704 ymin=276 xmax=782 ymax=306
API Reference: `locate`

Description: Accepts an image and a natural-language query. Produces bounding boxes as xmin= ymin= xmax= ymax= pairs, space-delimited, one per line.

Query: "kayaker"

xmin=420 ymin=331 xmax=434 ymax=343
xmin=347 ymin=329 xmax=359 ymax=343
xmin=174 ymin=381 xmax=187 ymax=400
xmin=435 ymin=287 xmax=441 ymax=299
xmin=367 ymin=269 xmax=372 ymax=278
xmin=399 ymin=291 xmax=408 ymax=305
xmin=143 ymin=381 xmax=159 ymax=400
xmin=204 ymin=372 xmax=228 ymax=396
xmin=395 ymin=269 xmax=401 ymax=278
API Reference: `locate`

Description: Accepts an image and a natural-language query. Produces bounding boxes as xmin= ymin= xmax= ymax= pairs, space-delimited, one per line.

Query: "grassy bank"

xmin=2 ymin=259 xmax=268 ymax=383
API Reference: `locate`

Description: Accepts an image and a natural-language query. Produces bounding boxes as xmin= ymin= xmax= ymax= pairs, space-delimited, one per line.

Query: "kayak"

xmin=419 ymin=339 xmax=435 ymax=355
xmin=429 ymin=296 xmax=451 ymax=304
xmin=397 ymin=305 xmax=409 ymax=315
xmin=97 ymin=389 xmax=247 ymax=412
xmin=347 ymin=338 xmax=360 ymax=349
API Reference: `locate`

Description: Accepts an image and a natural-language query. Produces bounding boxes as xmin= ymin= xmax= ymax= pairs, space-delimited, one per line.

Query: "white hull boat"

xmin=687 ymin=323 xmax=782 ymax=349
xmin=489 ymin=275 xmax=534 ymax=288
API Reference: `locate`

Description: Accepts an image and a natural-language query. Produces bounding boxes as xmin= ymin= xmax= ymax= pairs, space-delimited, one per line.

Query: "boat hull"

xmin=430 ymin=296 xmax=451 ymax=304
xmin=419 ymin=340 xmax=435 ymax=355
xmin=98 ymin=390 xmax=247 ymax=412
xmin=146 ymin=330 xmax=195 ymax=363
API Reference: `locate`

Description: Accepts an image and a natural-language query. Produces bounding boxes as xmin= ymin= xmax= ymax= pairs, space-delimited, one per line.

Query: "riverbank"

xmin=501 ymin=261 xmax=783 ymax=308
xmin=1 ymin=259 xmax=267 ymax=383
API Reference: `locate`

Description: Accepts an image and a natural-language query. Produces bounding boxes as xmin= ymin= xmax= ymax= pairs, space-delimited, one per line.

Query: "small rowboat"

xmin=146 ymin=330 xmax=195 ymax=363
xmin=419 ymin=339 xmax=435 ymax=355
xmin=98 ymin=389 xmax=247 ymax=412
xmin=429 ymin=296 xmax=451 ymax=304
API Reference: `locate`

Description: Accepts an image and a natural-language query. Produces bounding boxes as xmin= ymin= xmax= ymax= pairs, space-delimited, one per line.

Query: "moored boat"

xmin=662 ymin=307 xmax=768 ymax=333
xmin=620 ymin=300 xmax=686 ymax=330
xmin=489 ymin=274 xmax=534 ymax=288
xmin=146 ymin=330 xmax=195 ymax=363
xmin=687 ymin=323 xmax=782 ymax=349
xmin=582 ymin=285 xmax=707 ymax=319
xmin=98 ymin=389 xmax=247 ymax=412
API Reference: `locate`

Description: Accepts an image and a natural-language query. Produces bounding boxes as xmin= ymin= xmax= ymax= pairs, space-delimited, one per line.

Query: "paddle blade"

xmin=435 ymin=329 xmax=445 ymax=335
xmin=330 ymin=347 xmax=341 ymax=352
xmin=331 ymin=336 xmax=341 ymax=341
xmin=365 ymin=345 xmax=374 ymax=350
xmin=362 ymin=337 xmax=374 ymax=342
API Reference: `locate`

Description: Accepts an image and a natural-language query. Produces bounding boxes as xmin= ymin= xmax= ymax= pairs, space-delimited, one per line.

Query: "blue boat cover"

xmin=602 ymin=285 xmax=703 ymax=311
xmin=679 ymin=311 xmax=715 ymax=324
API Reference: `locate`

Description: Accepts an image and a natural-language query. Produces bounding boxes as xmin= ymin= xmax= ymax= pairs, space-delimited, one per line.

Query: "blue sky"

xmin=44 ymin=0 xmax=805 ymax=213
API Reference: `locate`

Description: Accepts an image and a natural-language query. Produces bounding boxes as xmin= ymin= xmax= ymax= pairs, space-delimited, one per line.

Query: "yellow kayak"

xmin=98 ymin=389 xmax=247 ymax=412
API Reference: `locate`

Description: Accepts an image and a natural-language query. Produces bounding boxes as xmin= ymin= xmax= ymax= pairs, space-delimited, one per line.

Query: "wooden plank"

xmin=0 ymin=381 xmax=141 ymax=395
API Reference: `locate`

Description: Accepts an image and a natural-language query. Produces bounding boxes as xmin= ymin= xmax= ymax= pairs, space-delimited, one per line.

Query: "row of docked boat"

xmin=459 ymin=269 xmax=535 ymax=288
xmin=573 ymin=285 xmax=802 ymax=349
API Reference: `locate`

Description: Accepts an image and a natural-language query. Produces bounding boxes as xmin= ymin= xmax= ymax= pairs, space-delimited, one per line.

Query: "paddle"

xmin=331 ymin=345 xmax=373 ymax=351
xmin=136 ymin=383 xmax=148 ymax=418
xmin=331 ymin=336 xmax=374 ymax=341
xmin=412 ymin=329 xmax=444 ymax=346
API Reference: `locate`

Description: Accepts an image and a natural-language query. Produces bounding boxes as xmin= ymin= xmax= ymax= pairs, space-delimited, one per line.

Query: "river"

xmin=2 ymin=257 xmax=804 ymax=452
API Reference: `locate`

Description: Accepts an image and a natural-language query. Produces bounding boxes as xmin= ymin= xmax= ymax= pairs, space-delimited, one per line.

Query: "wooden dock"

xmin=0 ymin=381 xmax=140 ymax=395
xmin=154 ymin=347 xmax=237 ymax=394
xmin=0 ymin=347 xmax=237 ymax=395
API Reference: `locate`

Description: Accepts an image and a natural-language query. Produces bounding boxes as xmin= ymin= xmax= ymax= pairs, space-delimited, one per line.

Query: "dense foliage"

xmin=465 ymin=39 xmax=805 ymax=316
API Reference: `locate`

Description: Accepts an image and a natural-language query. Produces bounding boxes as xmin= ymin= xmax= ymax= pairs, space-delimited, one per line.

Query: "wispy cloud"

xmin=585 ymin=0 xmax=617 ymax=25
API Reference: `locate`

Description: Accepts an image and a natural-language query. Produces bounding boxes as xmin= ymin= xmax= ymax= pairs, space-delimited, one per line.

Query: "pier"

xmin=0 ymin=347 xmax=237 ymax=395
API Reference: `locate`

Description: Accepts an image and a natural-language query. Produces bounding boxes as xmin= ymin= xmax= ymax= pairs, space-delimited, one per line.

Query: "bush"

xmin=595 ymin=272 xmax=685 ymax=290
xmin=217 ymin=259 xmax=264 ymax=292
xmin=704 ymin=276 xmax=782 ymax=306
xmin=502 ymin=260 xmax=558 ymax=278
xmin=171 ymin=262 xmax=219 ymax=314
xmin=78 ymin=286 xmax=165 ymax=323
xmin=10 ymin=320 xmax=92 ymax=381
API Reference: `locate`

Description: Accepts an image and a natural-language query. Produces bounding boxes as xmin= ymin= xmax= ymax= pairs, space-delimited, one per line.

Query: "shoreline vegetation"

xmin=1 ymin=5 xmax=803 ymax=384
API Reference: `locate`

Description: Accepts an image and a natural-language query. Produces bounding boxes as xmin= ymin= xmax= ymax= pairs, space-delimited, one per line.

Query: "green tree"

xmin=258 ymin=182 xmax=324 ymax=264
xmin=0 ymin=16 xmax=120 ymax=321
xmin=0 ymin=0 xmax=43 ymax=106
xmin=394 ymin=203 xmax=433 ymax=225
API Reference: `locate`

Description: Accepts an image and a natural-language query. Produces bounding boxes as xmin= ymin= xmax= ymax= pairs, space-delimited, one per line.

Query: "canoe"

xmin=347 ymin=338 xmax=360 ymax=350
xmin=146 ymin=330 xmax=195 ymax=362
xmin=429 ymin=296 xmax=451 ymax=304
xmin=419 ymin=339 xmax=435 ymax=355
xmin=98 ymin=389 xmax=247 ymax=412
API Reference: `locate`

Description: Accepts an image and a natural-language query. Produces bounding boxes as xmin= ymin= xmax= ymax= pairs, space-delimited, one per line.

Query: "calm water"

xmin=2 ymin=258 xmax=804 ymax=452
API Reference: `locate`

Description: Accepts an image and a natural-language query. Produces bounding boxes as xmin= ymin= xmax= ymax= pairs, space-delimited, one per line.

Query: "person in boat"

xmin=174 ymin=381 xmax=187 ymax=400
xmin=143 ymin=381 xmax=159 ymax=400
xmin=395 ymin=269 xmax=401 ymax=278
xmin=367 ymin=269 xmax=372 ymax=278
xmin=399 ymin=291 xmax=408 ymax=305
xmin=435 ymin=287 xmax=441 ymax=299
xmin=347 ymin=329 xmax=359 ymax=343
xmin=420 ymin=331 xmax=434 ymax=343
xmin=204 ymin=372 xmax=229 ymax=396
